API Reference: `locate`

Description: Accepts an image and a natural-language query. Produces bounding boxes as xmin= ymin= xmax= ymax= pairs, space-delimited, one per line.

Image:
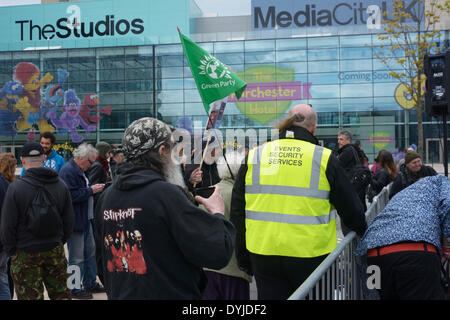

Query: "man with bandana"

xmin=94 ymin=117 xmax=236 ymax=299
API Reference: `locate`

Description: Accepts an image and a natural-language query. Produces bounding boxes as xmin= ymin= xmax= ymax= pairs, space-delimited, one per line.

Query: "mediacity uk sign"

xmin=252 ymin=0 xmax=423 ymax=31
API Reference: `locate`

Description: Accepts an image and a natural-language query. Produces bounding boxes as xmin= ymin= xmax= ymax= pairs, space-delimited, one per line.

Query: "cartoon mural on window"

xmin=0 ymin=62 xmax=112 ymax=143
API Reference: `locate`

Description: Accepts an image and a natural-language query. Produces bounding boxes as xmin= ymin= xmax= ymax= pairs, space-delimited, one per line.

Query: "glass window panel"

xmin=293 ymin=73 xmax=309 ymax=83
xmin=309 ymin=84 xmax=339 ymax=98
xmin=340 ymin=47 xmax=373 ymax=59
xmin=101 ymin=110 xmax=127 ymax=130
xmin=373 ymin=58 xmax=404 ymax=71
xmin=245 ymin=40 xmax=275 ymax=52
xmin=276 ymin=50 xmax=307 ymax=62
xmin=341 ymin=83 xmax=373 ymax=97
xmin=308 ymin=61 xmax=339 ymax=73
xmin=276 ymin=38 xmax=307 ymax=51
xmin=156 ymin=55 xmax=184 ymax=67
xmin=68 ymin=70 xmax=96 ymax=82
xmin=125 ymin=55 xmax=153 ymax=68
xmin=308 ymin=98 xmax=339 ymax=112
xmin=0 ymin=53 xmax=12 ymax=76
xmin=43 ymin=58 xmax=68 ymax=71
xmin=340 ymin=35 xmax=371 ymax=47
xmin=341 ymin=97 xmax=373 ymax=111
xmin=373 ymin=45 xmax=405 ymax=59
xmin=184 ymin=89 xmax=201 ymax=103
xmin=245 ymin=51 xmax=275 ymax=64
xmin=98 ymin=56 xmax=124 ymax=69
xmin=155 ymin=44 xmax=183 ymax=56
xmin=100 ymin=93 xmax=124 ymax=104
xmin=70 ymin=82 xmax=97 ymax=93
xmin=214 ymin=53 xmax=244 ymax=65
xmin=125 ymin=68 xmax=152 ymax=80
xmin=276 ymin=62 xmax=307 ymax=74
xmin=183 ymin=78 xmax=196 ymax=89
xmin=308 ymin=49 xmax=338 ymax=61
xmin=128 ymin=109 xmax=154 ymax=123
xmin=340 ymin=59 xmax=373 ymax=72
xmin=157 ymin=67 xmax=184 ymax=78
xmin=99 ymin=69 xmax=124 ymax=81
xmin=156 ymin=90 xmax=182 ymax=103
xmin=68 ymin=56 xmax=95 ymax=71
xmin=160 ymin=79 xmax=183 ymax=90
xmin=126 ymin=92 xmax=153 ymax=104
xmin=184 ymin=102 xmax=205 ymax=115
xmin=214 ymin=41 xmax=244 ymax=53
xmin=307 ymin=36 xmax=338 ymax=48
xmin=308 ymin=73 xmax=339 ymax=85
xmin=198 ymin=42 xmax=214 ymax=53
xmin=125 ymin=81 xmax=153 ymax=92
xmin=374 ymin=82 xmax=398 ymax=97
xmin=159 ymin=103 xmax=184 ymax=117
xmin=99 ymin=81 xmax=124 ymax=92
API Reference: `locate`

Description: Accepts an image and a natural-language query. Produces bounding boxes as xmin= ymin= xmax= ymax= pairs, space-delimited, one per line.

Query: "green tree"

xmin=373 ymin=0 xmax=450 ymax=158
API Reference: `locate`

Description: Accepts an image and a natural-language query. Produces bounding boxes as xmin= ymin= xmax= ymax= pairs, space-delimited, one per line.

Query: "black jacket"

xmin=389 ymin=164 xmax=437 ymax=199
xmin=370 ymin=168 xmax=394 ymax=196
xmin=336 ymin=143 xmax=361 ymax=179
xmin=94 ymin=162 xmax=236 ymax=300
xmin=230 ymin=126 xmax=367 ymax=274
xmin=0 ymin=167 xmax=74 ymax=255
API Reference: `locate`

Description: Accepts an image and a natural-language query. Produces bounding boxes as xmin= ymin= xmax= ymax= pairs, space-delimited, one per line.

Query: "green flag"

xmin=178 ymin=29 xmax=247 ymax=114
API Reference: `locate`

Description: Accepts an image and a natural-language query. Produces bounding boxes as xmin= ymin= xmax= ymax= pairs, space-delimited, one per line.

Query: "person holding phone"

xmin=95 ymin=117 xmax=235 ymax=300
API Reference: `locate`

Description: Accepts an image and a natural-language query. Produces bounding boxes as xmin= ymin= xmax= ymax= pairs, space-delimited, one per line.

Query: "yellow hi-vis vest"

xmin=245 ymin=139 xmax=337 ymax=258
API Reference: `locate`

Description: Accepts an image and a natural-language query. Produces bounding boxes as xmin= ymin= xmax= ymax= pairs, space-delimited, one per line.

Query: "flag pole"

xmin=193 ymin=133 xmax=212 ymax=189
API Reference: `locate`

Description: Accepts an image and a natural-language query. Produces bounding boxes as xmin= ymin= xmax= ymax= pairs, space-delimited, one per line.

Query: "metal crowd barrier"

xmin=288 ymin=183 xmax=392 ymax=300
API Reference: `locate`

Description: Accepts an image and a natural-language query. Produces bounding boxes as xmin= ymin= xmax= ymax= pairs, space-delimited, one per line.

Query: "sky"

xmin=0 ymin=0 xmax=252 ymax=16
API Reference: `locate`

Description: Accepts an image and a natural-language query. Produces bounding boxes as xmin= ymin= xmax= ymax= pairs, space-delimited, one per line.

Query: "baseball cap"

xmin=21 ymin=142 xmax=44 ymax=157
xmin=122 ymin=117 xmax=173 ymax=160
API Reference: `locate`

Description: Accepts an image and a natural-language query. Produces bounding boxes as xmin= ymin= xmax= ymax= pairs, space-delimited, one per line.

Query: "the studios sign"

xmin=15 ymin=5 xmax=144 ymax=41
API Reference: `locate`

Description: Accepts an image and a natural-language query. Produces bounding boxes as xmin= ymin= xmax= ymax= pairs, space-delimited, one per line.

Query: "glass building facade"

xmin=0 ymin=0 xmax=449 ymax=167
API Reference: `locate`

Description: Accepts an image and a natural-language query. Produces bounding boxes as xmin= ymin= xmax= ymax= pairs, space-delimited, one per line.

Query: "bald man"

xmin=230 ymin=104 xmax=367 ymax=299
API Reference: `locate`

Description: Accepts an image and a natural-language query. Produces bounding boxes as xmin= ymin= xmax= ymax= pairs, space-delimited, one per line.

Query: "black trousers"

xmin=250 ymin=253 xmax=327 ymax=300
xmin=367 ymin=250 xmax=445 ymax=300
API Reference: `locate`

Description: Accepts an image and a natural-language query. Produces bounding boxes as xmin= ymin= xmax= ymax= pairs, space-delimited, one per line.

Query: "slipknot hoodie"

xmin=94 ymin=162 xmax=235 ymax=300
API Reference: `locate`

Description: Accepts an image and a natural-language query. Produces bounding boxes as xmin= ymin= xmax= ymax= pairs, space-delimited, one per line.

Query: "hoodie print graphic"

xmin=103 ymin=207 xmax=147 ymax=275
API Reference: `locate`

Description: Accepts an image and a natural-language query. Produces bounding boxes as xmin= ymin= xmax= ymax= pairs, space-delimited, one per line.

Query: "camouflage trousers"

xmin=10 ymin=244 xmax=72 ymax=300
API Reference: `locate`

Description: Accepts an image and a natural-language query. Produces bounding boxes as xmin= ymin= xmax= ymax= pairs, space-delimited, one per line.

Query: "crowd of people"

xmin=0 ymin=106 xmax=448 ymax=300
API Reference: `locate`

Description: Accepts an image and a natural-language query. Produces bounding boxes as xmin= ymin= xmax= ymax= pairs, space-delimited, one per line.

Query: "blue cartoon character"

xmin=43 ymin=69 xmax=69 ymax=113
xmin=27 ymin=68 xmax=69 ymax=125
xmin=46 ymin=89 xmax=97 ymax=143
xmin=0 ymin=81 xmax=23 ymax=137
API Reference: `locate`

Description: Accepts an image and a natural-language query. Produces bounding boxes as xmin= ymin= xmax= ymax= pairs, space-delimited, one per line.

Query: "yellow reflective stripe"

xmin=246 ymin=209 xmax=337 ymax=225
xmin=245 ymin=184 xmax=329 ymax=199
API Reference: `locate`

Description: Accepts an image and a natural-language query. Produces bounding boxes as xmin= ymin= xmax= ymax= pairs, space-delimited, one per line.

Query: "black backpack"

xmin=349 ymin=147 xmax=372 ymax=199
xmin=22 ymin=178 xmax=62 ymax=238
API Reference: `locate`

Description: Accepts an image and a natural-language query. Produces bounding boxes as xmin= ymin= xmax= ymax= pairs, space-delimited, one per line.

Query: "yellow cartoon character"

xmin=13 ymin=62 xmax=54 ymax=132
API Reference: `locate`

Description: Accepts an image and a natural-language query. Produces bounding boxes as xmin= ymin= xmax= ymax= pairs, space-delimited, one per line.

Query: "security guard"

xmin=230 ymin=104 xmax=367 ymax=299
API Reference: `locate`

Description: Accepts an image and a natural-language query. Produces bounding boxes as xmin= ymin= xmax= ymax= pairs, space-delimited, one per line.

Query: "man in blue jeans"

xmin=60 ymin=143 xmax=105 ymax=299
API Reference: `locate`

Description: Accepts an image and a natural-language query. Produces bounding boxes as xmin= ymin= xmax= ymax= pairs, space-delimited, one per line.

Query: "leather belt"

xmin=367 ymin=242 xmax=438 ymax=257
